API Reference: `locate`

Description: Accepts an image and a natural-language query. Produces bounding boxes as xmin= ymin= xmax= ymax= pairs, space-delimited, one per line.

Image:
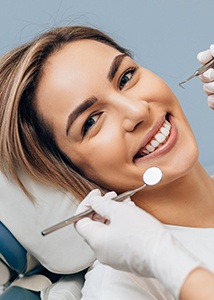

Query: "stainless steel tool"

xmin=179 ymin=57 xmax=214 ymax=88
xmin=41 ymin=166 xmax=162 ymax=236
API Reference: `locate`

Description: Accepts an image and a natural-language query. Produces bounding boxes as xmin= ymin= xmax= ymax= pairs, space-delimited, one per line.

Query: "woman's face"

xmin=36 ymin=40 xmax=198 ymax=193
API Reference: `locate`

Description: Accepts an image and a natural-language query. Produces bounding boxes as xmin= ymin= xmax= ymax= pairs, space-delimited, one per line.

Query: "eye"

xmin=82 ymin=114 xmax=100 ymax=136
xmin=119 ymin=67 xmax=136 ymax=90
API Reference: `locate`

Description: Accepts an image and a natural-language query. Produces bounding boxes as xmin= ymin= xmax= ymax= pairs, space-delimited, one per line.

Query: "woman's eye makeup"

xmin=119 ymin=67 xmax=137 ymax=90
xmin=82 ymin=114 xmax=100 ymax=136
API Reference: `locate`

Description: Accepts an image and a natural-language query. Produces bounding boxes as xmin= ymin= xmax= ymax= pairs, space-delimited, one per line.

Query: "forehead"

xmin=46 ymin=39 xmax=121 ymax=77
xmin=35 ymin=40 xmax=121 ymax=131
xmin=37 ymin=40 xmax=121 ymax=100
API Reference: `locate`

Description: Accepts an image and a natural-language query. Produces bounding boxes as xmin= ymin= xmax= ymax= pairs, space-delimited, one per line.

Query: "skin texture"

xmin=36 ymin=40 xmax=214 ymax=227
xmin=180 ymin=267 xmax=214 ymax=300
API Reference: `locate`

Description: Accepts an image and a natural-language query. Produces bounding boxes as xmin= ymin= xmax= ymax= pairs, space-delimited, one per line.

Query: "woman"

xmin=0 ymin=26 xmax=214 ymax=299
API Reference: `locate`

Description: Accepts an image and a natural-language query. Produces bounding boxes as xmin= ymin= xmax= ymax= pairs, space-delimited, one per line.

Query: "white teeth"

xmin=151 ymin=140 xmax=159 ymax=147
xmin=138 ymin=120 xmax=171 ymax=157
xmin=142 ymin=149 xmax=150 ymax=155
xmin=164 ymin=121 xmax=171 ymax=130
xmin=160 ymin=127 xmax=169 ymax=136
xmin=155 ymin=133 xmax=166 ymax=143
xmin=145 ymin=144 xmax=155 ymax=152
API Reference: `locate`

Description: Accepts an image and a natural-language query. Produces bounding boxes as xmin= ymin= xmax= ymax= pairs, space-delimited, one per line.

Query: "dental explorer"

xmin=179 ymin=57 xmax=214 ymax=88
xmin=41 ymin=166 xmax=163 ymax=236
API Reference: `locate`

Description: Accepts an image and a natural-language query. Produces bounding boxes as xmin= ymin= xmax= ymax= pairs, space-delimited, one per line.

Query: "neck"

xmin=133 ymin=162 xmax=214 ymax=228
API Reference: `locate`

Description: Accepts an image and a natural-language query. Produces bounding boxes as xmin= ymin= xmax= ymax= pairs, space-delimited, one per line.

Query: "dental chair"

xmin=0 ymin=221 xmax=62 ymax=299
xmin=0 ymin=171 xmax=95 ymax=299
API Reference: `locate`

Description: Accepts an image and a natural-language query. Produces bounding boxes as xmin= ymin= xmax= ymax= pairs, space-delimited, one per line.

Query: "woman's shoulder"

xmin=164 ymin=224 xmax=214 ymax=272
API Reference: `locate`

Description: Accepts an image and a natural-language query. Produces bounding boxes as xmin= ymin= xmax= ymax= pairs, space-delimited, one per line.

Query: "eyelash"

xmin=82 ymin=113 xmax=100 ymax=136
xmin=119 ymin=67 xmax=136 ymax=90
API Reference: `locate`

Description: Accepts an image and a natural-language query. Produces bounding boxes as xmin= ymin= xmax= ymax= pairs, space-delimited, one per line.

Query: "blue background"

xmin=1 ymin=0 xmax=214 ymax=172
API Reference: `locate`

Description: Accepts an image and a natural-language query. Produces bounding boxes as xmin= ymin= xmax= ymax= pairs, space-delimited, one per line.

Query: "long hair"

xmin=0 ymin=26 xmax=131 ymax=200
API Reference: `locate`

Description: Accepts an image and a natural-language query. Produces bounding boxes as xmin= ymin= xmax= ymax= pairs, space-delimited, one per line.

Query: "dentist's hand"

xmin=75 ymin=190 xmax=201 ymax=298
xmin=197 ymin=44 xmax=214 ymax=110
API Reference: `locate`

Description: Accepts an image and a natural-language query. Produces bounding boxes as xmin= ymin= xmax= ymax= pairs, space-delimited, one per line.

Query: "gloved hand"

xmin=197 ymin=44 xmax=214 ymax=110
xmin=75 ymin=190 xmax=201 ymax=299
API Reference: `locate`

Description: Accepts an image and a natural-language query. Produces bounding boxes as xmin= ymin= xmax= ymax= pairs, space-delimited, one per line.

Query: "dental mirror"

xmin=111 ymin=166 xmax=162 ymax=202
xmin=143 ymin=166 xmax=163 ymax=186
xmin=41 ymin=166 xmax=163 ymax=236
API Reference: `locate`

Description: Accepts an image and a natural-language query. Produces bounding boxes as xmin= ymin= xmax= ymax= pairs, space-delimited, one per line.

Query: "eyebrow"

xmin=107 ymin=53 xmax=129 ymax=82
xmin=66 ymin=96 xmax=98 ymax=136
xmin=66 ymin=53 xmax=128 ymax=136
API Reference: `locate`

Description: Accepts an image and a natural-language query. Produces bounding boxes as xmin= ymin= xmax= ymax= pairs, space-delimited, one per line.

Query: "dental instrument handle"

xmin=41 ymin=167 xmax=162 ymax=236
xmin=41 ymin=208 xmax=94 ymax=236
xmin=111 ymin=183 xmax=147 ymax=202
xmin=41 ymin=184 xmax=147 ymax=236
xmin=196 ymin=57 xmax=214 ymax=75
xmin=179 ymin=57 xmax=214 ymax=87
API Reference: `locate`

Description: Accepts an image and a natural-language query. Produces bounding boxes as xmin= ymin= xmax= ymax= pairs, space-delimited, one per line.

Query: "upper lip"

xmin=133 ymin=115 xmax=167 ymax=160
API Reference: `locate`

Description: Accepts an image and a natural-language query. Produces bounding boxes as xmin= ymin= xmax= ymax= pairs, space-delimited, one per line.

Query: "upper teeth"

xmin=139 ymin=120 xmax=171 ymax=156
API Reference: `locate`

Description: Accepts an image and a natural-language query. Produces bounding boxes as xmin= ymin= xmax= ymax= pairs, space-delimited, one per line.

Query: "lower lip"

xmin=134 ymin=116 xmax=177 ymax=162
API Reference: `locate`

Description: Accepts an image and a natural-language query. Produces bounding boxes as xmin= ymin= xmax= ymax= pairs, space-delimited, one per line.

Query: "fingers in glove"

xmin=199 ymin=68 xmax=214 ymax=83
xmin=197 ymin=49 xmax=213 ymax=65
xmin=88 ymin=193 xmax=119 ymax=220
xmin=197 ymin=44 xmax=214 ymax=64
xmin=75 ymin=189 xmax=101 ymax=215
xmin=210 ymin=44 xmax=214 ymax=57
xmin=120 ymin=196 xmax=134 ymax=205
xmin=75 ymin=211 xmax=97 ymax=236
xmin=75 ymin=215 xmax=105 ymax=244
xmin=207 ymin=94 xmax=214 ymax=110
xmin=91 ymin=211 xmax=108 ymax=224
xmin=74 ymin=191 xmax=112 ymax=235
xmin=203 ymin=81 xmax=214 ymax=95
xmin=75 ymin=190 xmax=117 ymax=225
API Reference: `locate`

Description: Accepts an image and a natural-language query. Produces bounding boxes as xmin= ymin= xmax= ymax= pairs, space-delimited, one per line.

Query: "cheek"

xmin=70 ymin=138 xmax=127 ymax=187
xmin=79 ymin=143 xmax=125 ymax=174
xmin=138 ymin=75 xmax=173 ymax=107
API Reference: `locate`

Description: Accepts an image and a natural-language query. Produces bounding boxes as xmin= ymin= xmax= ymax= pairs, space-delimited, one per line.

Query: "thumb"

xmin=75 ymin=216 xmax=96 ymax=237
xmin=89 ymin=192 xmax=119 ymax=220
xmin=75 ymin=216 xmax=106 ymax=249
xmin=75 ymin=189 xmax=101 ymax=215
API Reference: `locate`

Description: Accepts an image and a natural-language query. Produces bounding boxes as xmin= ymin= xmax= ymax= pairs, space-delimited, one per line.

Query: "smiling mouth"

xmin=134 ymin=117 xmax=172 ymax=159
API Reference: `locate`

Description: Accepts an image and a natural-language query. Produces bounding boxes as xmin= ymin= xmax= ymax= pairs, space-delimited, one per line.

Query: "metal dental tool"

xmin=179 ymin=57 xmax=214 ymax=88
xmin=41 ymin=166 xmax=163 ymax=236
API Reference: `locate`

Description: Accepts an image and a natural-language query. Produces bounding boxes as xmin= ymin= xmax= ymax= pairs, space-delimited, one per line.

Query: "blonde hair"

xmin=0 ymin=26 xmax=130 ymax=200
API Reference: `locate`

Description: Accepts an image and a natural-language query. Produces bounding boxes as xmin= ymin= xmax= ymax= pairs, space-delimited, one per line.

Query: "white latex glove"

xmin=75 ymin=189 xmax=201 ymax=299
xmin=197 ymin=44 xmax=214 ymax=110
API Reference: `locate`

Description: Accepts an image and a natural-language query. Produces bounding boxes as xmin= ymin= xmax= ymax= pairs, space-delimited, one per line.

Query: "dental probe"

xmin=41 ymin=167 xmax=162 ymax=236
xmin=179 ymin=57 xmax=214 ymax=88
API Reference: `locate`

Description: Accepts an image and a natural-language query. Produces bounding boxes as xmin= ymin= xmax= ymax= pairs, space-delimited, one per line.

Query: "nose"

xmin=116 ymin=96 xmax=149 ymax=132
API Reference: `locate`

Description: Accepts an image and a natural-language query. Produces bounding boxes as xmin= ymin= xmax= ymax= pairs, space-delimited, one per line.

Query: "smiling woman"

xmin=0 ymin=26 xmax=214 ymax=300
xmin=34 ymin=37 xmax=197 ymax=197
